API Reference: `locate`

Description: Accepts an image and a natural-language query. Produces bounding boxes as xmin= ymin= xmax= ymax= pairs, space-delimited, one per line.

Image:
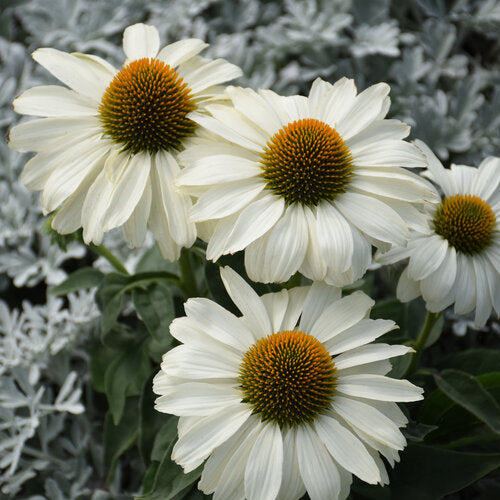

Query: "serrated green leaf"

xmin=50 ymin=267 xmax=104 ymax=296
xmin=390 ymin=444 xmax=500 ymax=499
xmin=434 ymin=369 xmax=500 ymax=434
xmin=104 ymin=398 xmax=140 ymax=482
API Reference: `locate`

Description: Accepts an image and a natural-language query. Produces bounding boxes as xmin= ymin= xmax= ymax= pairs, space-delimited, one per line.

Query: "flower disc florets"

xmin=260 ymin=118 xmax=354 ymax=206
xmin=433 ymin=194 xmax=496 ymax=255
xmin=239 ymin=330 xmax=337 ymax=428
xmin=99 ymin=58 xmax=196 ymax=154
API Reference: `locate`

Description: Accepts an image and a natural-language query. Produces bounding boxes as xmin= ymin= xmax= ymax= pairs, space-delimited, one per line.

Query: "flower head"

xmin=9 ymin=23 xmax=241 ymax=260
xmin=154 ymin=267 xmax=423 ymax=500
xmin=177 ymin=79 xmax=437 ymax=285
xmin=378 ymin=140 xmax=500 ymax=327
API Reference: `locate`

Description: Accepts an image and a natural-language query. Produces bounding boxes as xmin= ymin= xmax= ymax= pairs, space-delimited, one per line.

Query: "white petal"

xmin=335 ymin=191 xmax=409 ymax=246
xmin=351 ymin=140 xmax=425 ymax=169
xmin=184 ymin=297 xmax=255 ymax=351
xmin=321 ymin=77 xmax=358 ymax=127
xmin=81 ymin=151 xmax=123 ymax=244
xmin=220 ymin=266 xmax=272 ymax=339
xmin=184 ymin=60 xmax=242 ymax=94
xmin=261 ymin=289 xmax=289 ymax=333
xmin=259 ymin=89 xmax=302 ymax=125
xmin=227 ymin=86 xmax=282 ymax=137
xmin=13 ymin=85 xmax=97 ymax=116
xmin=351 ymin=168 xmax=437 ymax=202
xmin=396 ymin=266 xmax=421 ymax=303
xmin=102 ymin=152 xmax=151 ymax=231
xmin=407 ymin=235 xmax=448 ymax=280
xmin=316 ymin=202 xmax=353 ymax=273
xmin=308 ymin=78 xmax=333 ymax=119
xmin=325 ymin=318 xmax=397 ymax=355
xmin=122 ymin=180 xmax=151 ymax=248
xmin=245 ymin=423 xmax=283 ymax=500
xmin=296 ymin=424 xmax=341 ymax=500
xmin=484 ymin=256 xmax=500 ymax=315
xmin=32 ymin=48 xmax=113 ymax=101
xmin=226 ymin=195 xmax=285 ymax=254
xmin=276 ymin=428 xmax=306 ymax=500
xmin=157 ymin=38 xmax=208 ymax=67
xmin=475 ymin=157 xmax=500 ymax=202
xmin=281 ymin=286 xmax=310 ymax=331
xmin=42 ymin=139 xmax=109 ymax=212
xmin=473 ymin=256 xmax=493 ymax=327
xmin=203 ymin=422 xmax=262 ymax=499
xmin=206 ymin=212 xmax=240 ymax=261
xmin=189 ymin=110 xmax=265 ymax=152
xmin=259 ymin=203 xmax=309 ymax=283
xmin=177 ymin=155 xmax=261 ymax=185
xmin=162 ymin=344 xmax=240 ymax=379
xmin=299 ymin=206 xmax=327 ymax=281
xmin=413 ymin=139 xmax=453 ymax=194
xmin=299 ymin=282 xmax=341 ymax=333
xmin=336 ymin=83 xmax=390 ymax=140
xmin=346 ymin=119 xmax=410 ymax=150
xmin=172 ymin=405 xmax=252 ymax=472
xmin=155 ymin=382 xmax=241 ymax=416
xmin=9 ymin=116 xmax=99 ymax=152
xmin=190 ymin=179 xmax=265 ymax=221
xmin=337 ymin=374 xmax=423 ymax=402
xmin=123 ymin=23 xmax=159 ymax=61
xmin=334 ymin=344 xmax=413 ymax=371
xmin=315 ymin=416 xmax=380 ymax=484
xmin=420 ymin=246 xmax=457 ymax=304
xmin=154 ymin=151 xmax=196 ymax=246
xmin=332 ymin=396 xmax=406 ymax=449
xmin=51 ymin=165 xmax=100 ymax=233
xmin=310 ymin=291 xmax=374 ymax=343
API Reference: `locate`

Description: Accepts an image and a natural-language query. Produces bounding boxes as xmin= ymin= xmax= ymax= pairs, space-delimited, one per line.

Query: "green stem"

xmin=405 ymin=311 xmax=441 ymax=376
xmin=90 ymin=244 xmax=129 ymax=275
xmin=178 ymin=248 xmax=198 ymax=297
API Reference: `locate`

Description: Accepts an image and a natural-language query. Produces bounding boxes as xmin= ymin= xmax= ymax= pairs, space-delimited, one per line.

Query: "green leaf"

xmin=434 ymin=369 xmax=500 ymax=434
xmin=104 ymin=398 xmax=140 ymax=482
xmin=390 ymin=444 xmax=500 ymax=499
xmin=403 ymin=422 xmax=439 ymax=442
xmin=96 ymin=273 xmax=131 ymax=335
xmin=104 ymin=344 xmax=151 ymax=425
xmin=139 ymin=374 xmax=170 ymax=466
xmin=423 ymin=313 xmax=444 ymax=348
xmin=133 ymin=282 xmax=175 ymax=343
xmin=439 ymin=349 xmax=500 ymax=375
xmin=89 ymin=343 xmax=116 ymax=393
xmin=136 ymin=442 xmax=203 ymax=500
xmin=50 ymin=267 xmax=104 ymax=296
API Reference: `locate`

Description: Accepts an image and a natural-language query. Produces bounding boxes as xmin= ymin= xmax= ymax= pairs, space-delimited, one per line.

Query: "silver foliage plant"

xmin=0 ymin=0 xmax=498 ymax=497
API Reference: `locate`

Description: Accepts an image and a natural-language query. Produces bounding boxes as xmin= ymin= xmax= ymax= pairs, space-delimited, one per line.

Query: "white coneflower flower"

xmin=9 ymin=23 xmax=241 ymax=260
xmin=153 ymin=266 xmax=423 ymax=500
xmin=176 ymin=79 xmax=437 ymax=285
xmin=378 ymin=141 xmax=500 ymax=327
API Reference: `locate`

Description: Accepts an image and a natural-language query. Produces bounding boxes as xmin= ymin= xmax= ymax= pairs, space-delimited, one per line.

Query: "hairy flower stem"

xmin=178 ymin=248 xmax=198 ymax=297
xmin=90 ymin=244 xmax=129 ymax=274
xmin=405 ymin=311 xmax=441 ymax=376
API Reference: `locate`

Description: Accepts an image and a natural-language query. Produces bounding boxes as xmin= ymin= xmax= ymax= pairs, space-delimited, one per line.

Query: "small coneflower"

xmin=378 ymin=140 xmax=500 ymax=327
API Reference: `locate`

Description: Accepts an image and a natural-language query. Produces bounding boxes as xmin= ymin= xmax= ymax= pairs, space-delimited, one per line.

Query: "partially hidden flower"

xmin=9 ymin=23 xmax=241 ymax=260
xmin=378 ymin=140 xmax=500 ymax=327
xmin=176 ymin=79 xmax=437 ymax=285
xmin=153 ymin=266 xmax=423 ymax=500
